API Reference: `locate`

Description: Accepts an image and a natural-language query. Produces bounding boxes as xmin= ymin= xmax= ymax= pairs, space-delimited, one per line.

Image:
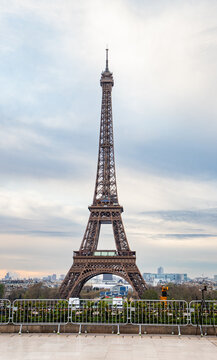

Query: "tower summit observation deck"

xmin=59 ymin=50 xmax=147 ymax=298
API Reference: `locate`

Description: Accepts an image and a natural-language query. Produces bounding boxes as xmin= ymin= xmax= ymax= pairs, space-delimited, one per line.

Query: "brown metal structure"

xmin=59 ymin=50 xmax=147 ymax=298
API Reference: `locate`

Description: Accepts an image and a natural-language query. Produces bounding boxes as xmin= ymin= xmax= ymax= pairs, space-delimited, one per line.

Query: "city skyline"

xmin=0 ymin=267 xmax=217 ymax=286
xmin=0 ymin=1 xmax=217 ymax=279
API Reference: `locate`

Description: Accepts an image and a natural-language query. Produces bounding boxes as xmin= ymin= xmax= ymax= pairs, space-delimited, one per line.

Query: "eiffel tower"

xmin=59 ymin=50 xmax=147 ymax=298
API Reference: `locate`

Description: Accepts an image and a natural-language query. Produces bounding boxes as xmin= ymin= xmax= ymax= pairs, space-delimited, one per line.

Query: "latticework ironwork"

xmin=59 ymin=50 xmax=147 ymax=299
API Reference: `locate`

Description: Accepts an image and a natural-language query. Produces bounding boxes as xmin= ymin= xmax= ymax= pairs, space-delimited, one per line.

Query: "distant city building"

xmin=59 ymin=274 xmax=65 ymax=280
xmin=143 ymin=270 xmax=188 ymax=284
xmin=4 ymin=272 xmax=19 ymax=280
xmin=42 ymin=275 xmax=52 ymax=281
xmin=214 ymin=275 xmax=217 ymax=281
xmin=157 ymin=266 xmax=164 ymax=275
xmin=51 ymin=274 xmax=57 ymax=281
xmin=4 ymin=272 xmax=11 ymax=280
xmin=103 ymin=274 xmax=113 ymax=281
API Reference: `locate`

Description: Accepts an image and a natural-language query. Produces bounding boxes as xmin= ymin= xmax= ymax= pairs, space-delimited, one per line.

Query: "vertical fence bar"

xmin=70 ymin=299 xmax=128 ymax=326
xmin=190 ymin=300 xmax=217 ymax=327
xmin=12 ymin=299 xmax=69 ymax=325
xmin=130 ymin=300 xmax=189 ymax=327
xmin=0 ymin=299 xmax=11 ymax=325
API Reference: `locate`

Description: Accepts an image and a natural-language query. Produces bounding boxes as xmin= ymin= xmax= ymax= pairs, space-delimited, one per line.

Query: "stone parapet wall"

xmin=0 ymin=324 xmax=216 ymax=335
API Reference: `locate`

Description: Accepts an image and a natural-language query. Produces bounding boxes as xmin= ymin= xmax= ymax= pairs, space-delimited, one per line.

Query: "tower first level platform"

xmin=60 ymin=251 xmax=146 ymax=298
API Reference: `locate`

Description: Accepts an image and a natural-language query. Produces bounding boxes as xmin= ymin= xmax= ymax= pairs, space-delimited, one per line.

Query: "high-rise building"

xmin=157 ymin=266 xmax=164 ymax=275
xmin=51 ymin=274 xmax=57 ymax=281
xmin=4 ymin=272 xmax=11 ymax=280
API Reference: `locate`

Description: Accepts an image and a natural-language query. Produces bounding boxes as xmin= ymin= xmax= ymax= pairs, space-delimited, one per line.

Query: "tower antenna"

xmin=106 ymin=47 xmax=109 ymax=71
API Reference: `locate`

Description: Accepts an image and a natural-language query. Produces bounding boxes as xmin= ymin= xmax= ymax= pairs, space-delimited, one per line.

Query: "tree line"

xmin=1 ymin=282 xmax=217 ymax=301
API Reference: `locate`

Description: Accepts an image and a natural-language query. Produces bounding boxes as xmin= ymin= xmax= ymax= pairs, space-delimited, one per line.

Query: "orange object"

xmin=160 ymin=286 xmax=168 ymax=304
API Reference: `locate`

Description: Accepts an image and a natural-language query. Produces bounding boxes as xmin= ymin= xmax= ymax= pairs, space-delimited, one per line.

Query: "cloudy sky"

xmin=0 ymin=0 xmax=217 ymax=279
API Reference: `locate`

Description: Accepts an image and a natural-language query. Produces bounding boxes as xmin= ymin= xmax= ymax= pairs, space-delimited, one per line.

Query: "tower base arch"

xmin=59 ymin=253 xmax=147 ymax=298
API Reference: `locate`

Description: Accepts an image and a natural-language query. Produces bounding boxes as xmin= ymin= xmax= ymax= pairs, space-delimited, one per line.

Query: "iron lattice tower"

xmin=59 ymin=50 xmax=147 ymax=298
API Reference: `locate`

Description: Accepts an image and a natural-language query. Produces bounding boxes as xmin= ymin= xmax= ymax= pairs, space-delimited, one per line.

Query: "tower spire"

xmin=106 ymin=47 xmax=109 ymax=71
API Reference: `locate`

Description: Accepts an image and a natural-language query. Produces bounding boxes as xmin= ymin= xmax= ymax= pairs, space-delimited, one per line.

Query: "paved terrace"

xmin=0 ymin=334 xmax=216 ymax=360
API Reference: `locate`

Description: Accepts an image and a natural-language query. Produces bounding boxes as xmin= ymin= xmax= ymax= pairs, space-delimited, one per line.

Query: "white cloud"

xmin=118 ymin=167 xmax=217 ymax=212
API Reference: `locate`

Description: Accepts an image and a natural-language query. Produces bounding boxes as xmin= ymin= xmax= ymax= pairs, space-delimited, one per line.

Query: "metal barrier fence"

xmin=0 ymin=299 xmax=11 ymax=325
xmin=130 ymin=300 xmax=189 ymax=326
xmin=190 ymin=300 xmax=217 ymax=327
xmin=12 ymin=299 xmax=69 ymax=325
xmin=70 ymin=299 xmax=128 ymax=325
xmin=0 ymin=298 xmax=217 ymax=331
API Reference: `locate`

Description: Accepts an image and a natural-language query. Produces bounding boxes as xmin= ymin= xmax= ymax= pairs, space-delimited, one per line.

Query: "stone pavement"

xmin=0 ymin=334 xmax=216 ymax=360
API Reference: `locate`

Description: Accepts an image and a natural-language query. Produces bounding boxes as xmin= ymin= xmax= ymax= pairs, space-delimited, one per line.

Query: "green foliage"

xmin=140 ymin=284 xmax=217 ymax=302
xmin=141 ymin=289 xmax=159 ymax=300
xmin=130 ymin=300 xmax=189 ymax=325
xmin=165 ymin=284 xmax=217 ymax=302
xmin=190 ymin=301 xmax=217 ymax=325
xmin=80 ymin=286 xmax=103 ymax=299
xmin=13 ymin=300 xmax=69 ymax=324
xmin=166 ymin=284 xmax=201 ymax=302
xmin=71 ymin=300 xmax=128 ymax=324
xmin=0 ymin=283 xmax=5 ymax=298
xmin=0 ymin=299 xmax=10 ymax=323
xmin=9 ymin=283 xmax=59 ymax=301
xmin=12 ymin=299 xmax=128 ymax=324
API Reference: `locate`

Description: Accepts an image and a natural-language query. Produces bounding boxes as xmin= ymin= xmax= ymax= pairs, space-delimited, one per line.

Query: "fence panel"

xmin=12 ymin=299 xmax=69 ymax=325
xmin=130 ymin=300 xmax=189 ymax=326
xmin=70 ymin=299 xmax=128 ymax=325
xmin=190 ymin=300 xmax=217 ymax=327
xmin=0 ymin=299 xmax=11 ymax=325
